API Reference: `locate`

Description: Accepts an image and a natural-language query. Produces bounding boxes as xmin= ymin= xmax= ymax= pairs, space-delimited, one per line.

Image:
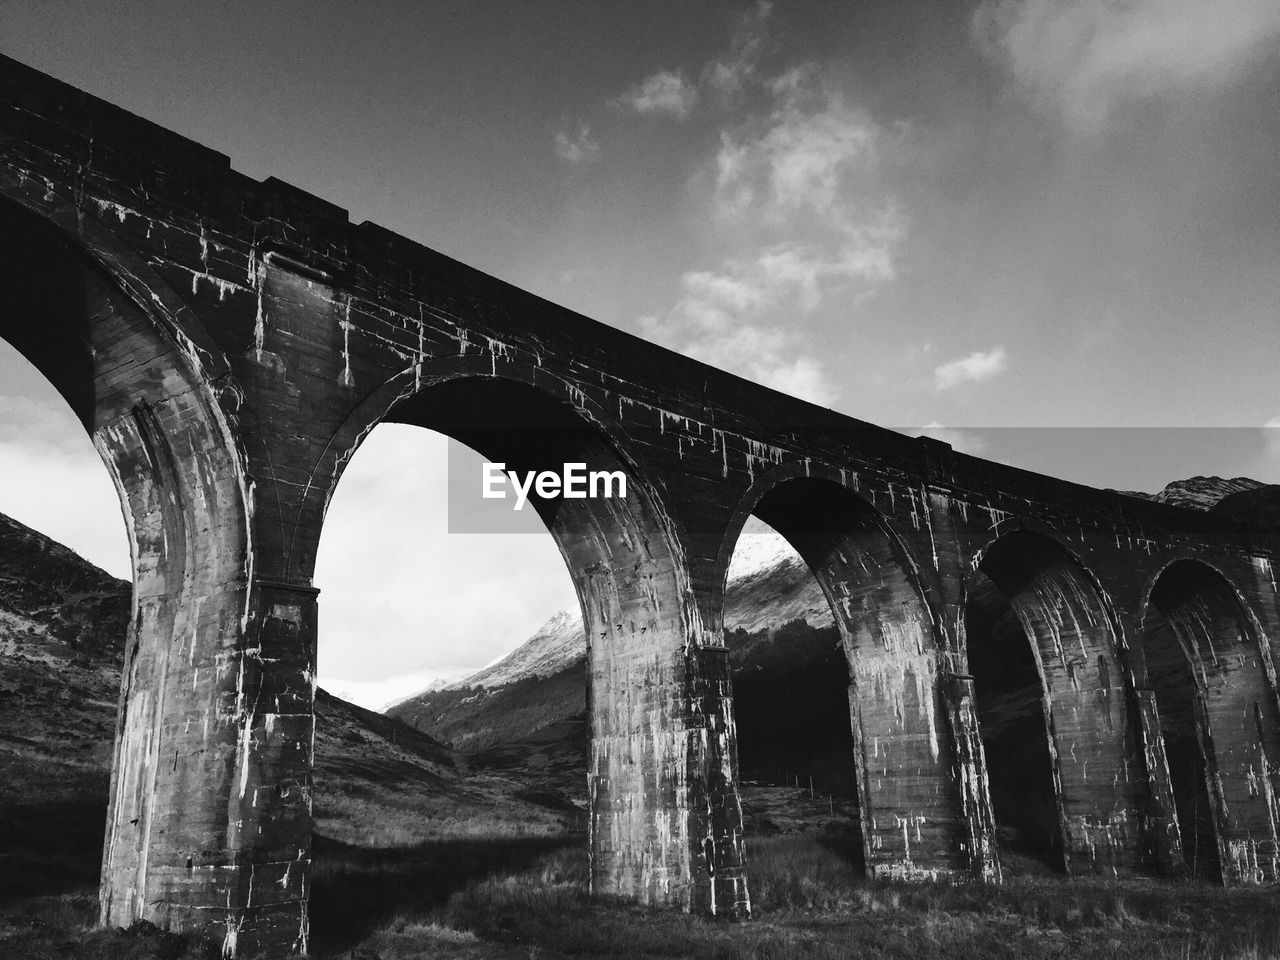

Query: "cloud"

xmin=640 ymin=247 xmax=846 ymax=406
xmin=636 ymin=54 xmax=903 ymax=411
xmin=553 ymin=120 xmax=600 ymax=164
xmin=974 ymin=0 xmax=1280 ymax=134
xmin=933 ymin=346 xmax=1009 ymax=391
xmin=615 ymin=69 xmax=700 ymax=119
xmin=714 ymin=70 xmax=888 ymax=222
xmin=615 ymin=2 xmax=774 ymax=120
xmin=701 ymin=1 xmax=773 ymax=101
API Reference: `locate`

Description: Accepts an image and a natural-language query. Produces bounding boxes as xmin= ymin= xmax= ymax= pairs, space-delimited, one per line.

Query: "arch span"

xmin=718 ymin=471 xmax=980 ymax=879
xmin=313 ymin=373 xmax=749 ymax=916
xmin=965 ymin=530 xmax=1147 ymax=875
xmin=0 ymin=199 xmax=308 ymax=952
xmin=1140 ymin=559 xmax=1280 ymax=884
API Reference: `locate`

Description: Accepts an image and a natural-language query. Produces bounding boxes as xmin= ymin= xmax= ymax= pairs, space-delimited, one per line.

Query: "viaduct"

xmin=2 ymin=55 xmax=1278 ymax=956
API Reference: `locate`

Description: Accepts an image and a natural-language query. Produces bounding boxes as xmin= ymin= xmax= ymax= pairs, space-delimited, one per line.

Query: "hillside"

xmin=390 ymin=518 xmax=851 ymax=803
xmin=0 ymin=512 xmax=579 ymax=900
xmin=1118 ymin=475 xmax=1265 ymax=511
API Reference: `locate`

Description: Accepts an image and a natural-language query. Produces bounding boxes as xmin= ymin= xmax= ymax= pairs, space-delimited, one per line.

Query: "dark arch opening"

xmin=1140 ymin=559 xmax=1280 ymax=884
xmin=965 ymin=530 xmax=1141 ymax=876
xmin=1143 ymin=562 xmax=1221 ymax=879
xmin=721 ymin=476 xmax=954 ymax=878
xmin=966 ymin=564 xmax=1064 ymax=871
xmin=0 ymin=197 xmax=100 ymax=430
xmin=722 ymin=512 xmax=860 ymax=868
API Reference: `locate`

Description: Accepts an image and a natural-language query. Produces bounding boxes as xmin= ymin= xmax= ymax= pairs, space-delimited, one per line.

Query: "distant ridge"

xmin=1116 ymin=475 xmax=1264 ymax=511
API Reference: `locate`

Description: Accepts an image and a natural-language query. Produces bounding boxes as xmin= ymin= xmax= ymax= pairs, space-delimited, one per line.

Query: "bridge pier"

xmin=101 ymin=570 xmax=317 ymax=956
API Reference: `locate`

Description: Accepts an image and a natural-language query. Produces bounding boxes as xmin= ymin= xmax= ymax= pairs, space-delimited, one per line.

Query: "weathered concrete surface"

xmin=2 ymin=55 xmax=1279 ymax=956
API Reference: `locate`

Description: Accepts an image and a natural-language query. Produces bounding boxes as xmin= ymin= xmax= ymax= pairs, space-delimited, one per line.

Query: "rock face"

xmin=1120 ymin=476 xmax=1265 ymax=511
xmin=0 ymin=512 xmax=130 ymax=792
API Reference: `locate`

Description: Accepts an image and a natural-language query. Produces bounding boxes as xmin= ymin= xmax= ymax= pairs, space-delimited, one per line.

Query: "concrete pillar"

xmin=102 ymin=580 xmax=316 ymax=955
xmin=1134 ymin=689 xmax=1187 ymax=875
xmin=943 ymin=674 xmax=1002 ymax=881
xmin=581 ymin=543 xmax=749 ymax=916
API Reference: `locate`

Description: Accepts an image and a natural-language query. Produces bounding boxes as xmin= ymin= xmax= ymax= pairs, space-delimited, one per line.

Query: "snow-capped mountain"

xmin=432 ymin=517 xmax=831 ymax=694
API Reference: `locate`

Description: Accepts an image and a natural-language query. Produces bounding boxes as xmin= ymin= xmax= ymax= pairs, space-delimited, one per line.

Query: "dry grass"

xmin=308 ymin=834 xmax=1280 ymax=959
xmin=4 ymin=835 xmax=1279 ymax=959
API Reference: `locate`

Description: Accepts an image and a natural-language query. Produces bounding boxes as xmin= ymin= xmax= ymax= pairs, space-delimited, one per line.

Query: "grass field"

xmin=4 ymin=830 xmax=1279 ymax=959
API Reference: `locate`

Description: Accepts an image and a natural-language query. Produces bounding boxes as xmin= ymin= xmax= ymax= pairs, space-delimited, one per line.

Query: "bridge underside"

xmin=2 ymin=55 xmax=1279 ymax=957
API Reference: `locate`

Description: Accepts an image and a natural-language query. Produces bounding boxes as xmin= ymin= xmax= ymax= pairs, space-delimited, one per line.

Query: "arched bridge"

xmin=2 ymin=55 xmax=1278 ymax=956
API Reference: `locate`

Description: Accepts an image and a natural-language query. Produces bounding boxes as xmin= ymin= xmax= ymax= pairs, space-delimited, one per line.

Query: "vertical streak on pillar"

xmin=687 ymin=644 xmax=750 ymax=918
xmin=1193 ymin=696 xmax=1232 ymax=885
xmin=943 ymin=674 xmax=1001 ymax=881
xmin=846 ymin=684 xmax=875 ymax=870
xmin=1134 ymin=689 xmax=1185 ymax=875
xmin=221 ymin=579 xmax=317 ymax=956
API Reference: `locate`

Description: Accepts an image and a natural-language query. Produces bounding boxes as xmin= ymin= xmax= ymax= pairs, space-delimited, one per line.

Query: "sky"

xmin=1 ymin=1 xmax=1279 ymax=708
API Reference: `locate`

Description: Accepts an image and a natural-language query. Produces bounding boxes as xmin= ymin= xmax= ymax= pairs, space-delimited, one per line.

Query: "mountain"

xmin=389 ymin=518 xmax=852 ymax=804
xmin=0 ymin=512 xmax=580 ymax=899
xmin=1211 ymin=484 xmax=1280 ymax=526
xmin=460 ymin=608 xmax=584 ymax=690
xmin=1119 ymin=475 xmax=1265 ymax=511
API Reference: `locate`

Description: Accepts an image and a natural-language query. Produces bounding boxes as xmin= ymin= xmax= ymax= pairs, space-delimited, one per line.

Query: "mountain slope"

xmin=389 ymin=518 xmax=850 ymax=802
xmin=1119 ymin=475 xmax=1265 ymax=511
xmin=0 ymin=511 xmax=579 ymax=896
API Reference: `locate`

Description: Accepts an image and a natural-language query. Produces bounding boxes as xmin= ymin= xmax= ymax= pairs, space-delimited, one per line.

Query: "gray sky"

xmin=2 ymin=1 xmax=1278 ymax=707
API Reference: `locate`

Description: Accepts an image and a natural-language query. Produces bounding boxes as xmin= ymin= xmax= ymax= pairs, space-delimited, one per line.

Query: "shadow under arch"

xmin=965 ymin=529 xmax=1148 ymax=876
xmin=715 ymin=465 xmax=975 ymax=880
xmin=0 ymin=197 xmax=296 ymax=948
xmin=1140 ymin=557 xmax=1280 ymax=884
xmin=314 ymin=371 xmax=749 ymax=917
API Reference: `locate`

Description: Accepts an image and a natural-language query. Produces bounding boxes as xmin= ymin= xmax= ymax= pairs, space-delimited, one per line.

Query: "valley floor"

xmin=3 ymin=829 xmax=1279 ymax=959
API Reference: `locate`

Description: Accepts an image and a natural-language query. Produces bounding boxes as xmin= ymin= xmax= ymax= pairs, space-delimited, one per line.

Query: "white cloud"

xmin=635 ymin=52 xmax=903 ymax=411
xmin=701 ymin=0 xmax=773 ymax=101
xmin=934 ymin=346 xmax=1009 ymax=391
xmin=717 ymin=70 xmax=880 ymax=219
xmin=974 ymin=0 xmax=1280 ymax=134
xmin=615 ymin=69 xmax=700 ymax=119
xmin=640 ymin=251 xmax=841 ymax=406
xmin=553 ymin=120 xmax=600 ymax=164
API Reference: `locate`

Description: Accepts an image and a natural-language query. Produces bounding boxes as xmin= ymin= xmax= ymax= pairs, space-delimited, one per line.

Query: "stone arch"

xmin=964 ymin=528 xmax=1147 ymax=875
xmin=1139 ymin=558 xmax=1280 ymax=884
xmin=308 ymin=363 xmax=748 ymax=916
xmin=716 ymin=465 xmax=975 ymax=879
xmin=0 ymin=198 xmax=306 ymax=953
